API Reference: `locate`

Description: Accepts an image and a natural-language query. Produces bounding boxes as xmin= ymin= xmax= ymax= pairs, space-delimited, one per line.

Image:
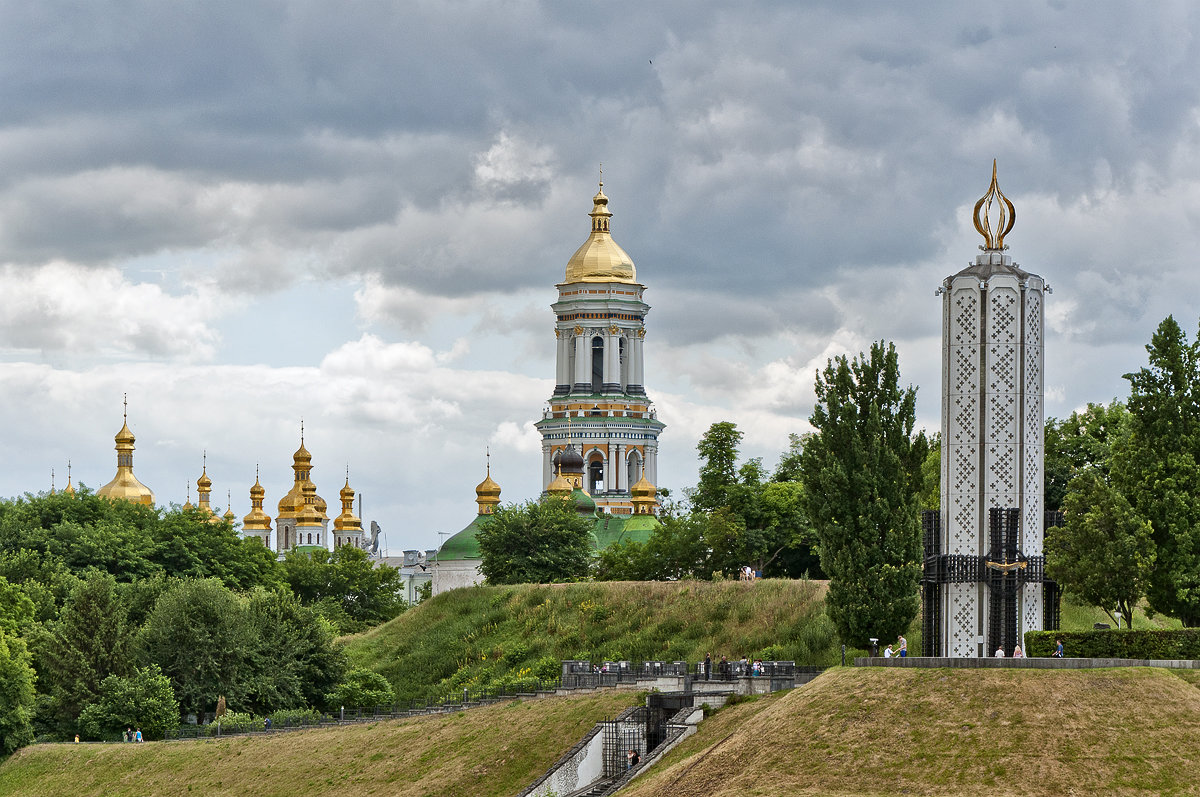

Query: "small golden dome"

xmin=293 ymin=441 xmax=312 ymax=464
xmin=564 ymin=182 xmax=637 ymax=284
xmin=114 ymin=421 xmax=135 ymax=445
xmin=250 ymin=478 xmax=264 ymax=498
xmin=547 ymin=464 xmax=572 ymax=495
xmin=340 ymin=478 xmax=355 ymax=501
xmin=631 ymin=474 xmax=655 ymax=497
xmin=475 ymin=473 xmax=501 ymax=499
xmin=223 ymin=506 xmax=236 ymax=522
xmin=197 ymin=469 xmax=212 ymax=490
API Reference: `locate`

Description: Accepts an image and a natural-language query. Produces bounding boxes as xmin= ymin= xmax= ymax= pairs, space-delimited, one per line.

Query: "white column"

xmin=541 ymin=441 xmax=552 ymax=490
xmin=614 ymin=443 xmax=626 ymax=492
xmin=603 ymin=331 xmax=621 ymax=393
xmin=556 ymin=332 xmax=571 ymax=389
xmin=645 ymin=443 xmax=658 ymax=486
xmin=631 ymin=333 xmax=646 ymax=393
xmin=573 ymin=332 xmax=589 ymax=390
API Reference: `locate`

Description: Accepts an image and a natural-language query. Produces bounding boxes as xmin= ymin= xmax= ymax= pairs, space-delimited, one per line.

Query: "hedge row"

xmin=1025 ymin=628 xmax=1200 ymax=659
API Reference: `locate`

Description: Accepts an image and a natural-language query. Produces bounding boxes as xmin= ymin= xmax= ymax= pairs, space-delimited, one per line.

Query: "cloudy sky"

xmin=3 ymin=1 xmax=1200 ymax=552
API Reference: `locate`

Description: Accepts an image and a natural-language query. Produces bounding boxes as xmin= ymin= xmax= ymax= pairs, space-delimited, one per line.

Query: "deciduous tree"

xmin=1046 ymin=471 xmax=1154 ymax=628
xmin=476 ymin=497 xmax=594 ymax=585
xmin=799 ymin=341 xmax=927 ymax=646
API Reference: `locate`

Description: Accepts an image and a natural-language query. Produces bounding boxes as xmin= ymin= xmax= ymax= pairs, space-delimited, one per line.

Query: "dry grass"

xmin=0 ymin=690 xmax=637 ymax=797
xmin=622 ymin=667 xmax=1200 ymax=797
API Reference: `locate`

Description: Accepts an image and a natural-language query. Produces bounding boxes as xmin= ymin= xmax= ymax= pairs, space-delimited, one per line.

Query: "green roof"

xmin=437 ymin=513 xmax=492 ymax=561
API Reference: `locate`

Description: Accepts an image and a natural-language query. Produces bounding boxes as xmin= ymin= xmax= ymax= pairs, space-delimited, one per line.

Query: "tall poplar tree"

xmin=1112 ymin=316 xmax=1200 ymax=625
xmin=799 ymin=341 xmax=927 ymax=645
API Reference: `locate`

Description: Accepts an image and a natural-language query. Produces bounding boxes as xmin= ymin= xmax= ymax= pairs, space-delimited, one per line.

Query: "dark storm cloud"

xmin=0 ymin=0 xmax=1200 ymax=333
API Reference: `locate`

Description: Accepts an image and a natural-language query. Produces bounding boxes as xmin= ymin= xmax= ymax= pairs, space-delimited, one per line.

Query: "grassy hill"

xmin=343 ymin=578 xmax=837 ymax=701
xmin=622 ymin=666 xmax=1200 ymax=797
xmin=8 ymin=667 xmax=1200 ymax=796
xmin=0 ymin=690 xmax=637 ymax=797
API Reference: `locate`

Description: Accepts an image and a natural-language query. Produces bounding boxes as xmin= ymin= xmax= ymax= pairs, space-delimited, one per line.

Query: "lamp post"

xmin=1114 ymin=610 xmax=1123 ymax=630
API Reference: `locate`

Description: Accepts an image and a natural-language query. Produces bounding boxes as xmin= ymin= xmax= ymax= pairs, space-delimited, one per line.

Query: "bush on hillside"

xmin=1026 ymin=628 xmax=1200 ymax=659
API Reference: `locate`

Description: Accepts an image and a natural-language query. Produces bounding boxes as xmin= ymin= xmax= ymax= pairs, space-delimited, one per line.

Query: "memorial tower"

xmin=924 ymin=162 xmax=1059 ymax=657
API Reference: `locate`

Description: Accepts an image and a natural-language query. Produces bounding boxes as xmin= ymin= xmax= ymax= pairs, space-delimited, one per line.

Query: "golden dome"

xmin=114 ymin=421 xmax=135 ymax=445
xmin=564 ymin=182 xmax=637 ymax=284
xmin=223 ymin=506 xmax=236 ymax=522
xmin=197 ymin=469 xmax=212 ymax=490
xmin=475 ymin=463 xmax=501 ymax=516
xmin=630 ymin=474 xmax=656 ymax=498
xmin=333 ymin=476 xmax=363 ymax=532
xmin=546 ymin=464 xmax=572 ymax=495
xmin=243 ymin=474 xmax=272 ymax=532
xmin=97 ymin=401 xmax=154 ymax=507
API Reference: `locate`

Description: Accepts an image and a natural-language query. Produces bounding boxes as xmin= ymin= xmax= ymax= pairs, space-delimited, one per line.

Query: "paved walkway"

xmin=856 ymin=656 xmax=1200 ymax=669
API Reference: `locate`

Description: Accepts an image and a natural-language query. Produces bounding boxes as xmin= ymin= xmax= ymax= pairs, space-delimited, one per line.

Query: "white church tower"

xmin=534 ymin=178 xmax=665 ymax=514
xmin=924 ymin=162 xmax=1058 ymax=657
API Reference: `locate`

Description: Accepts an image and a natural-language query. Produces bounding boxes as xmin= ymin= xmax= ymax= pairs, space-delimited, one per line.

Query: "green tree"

xmin=917 ymin=435 xmax=940 ymax=512
xmin=1044 ymin=401 xmax=1129 ymax=511
xmin=690 ymin=422 xmax=743 ymax=512
xmin=0 ymin=628 xmax=35 ymax=755
xmin=476 ymin=497 xmax=594 ymax=585
xmin=800 ymin=341 xmax=927 ymax=646
xmin=282 ymin=546 xmax=405 ymax=633
xmin=35 ymin=572 xmax=134 ymax=737
xmin=240 ymin=588 xmax=346 ymax=714
xmin=327 ymin=667 xmax=395 ymax=709
xmin=77 ymin=665 xmax=178 ymax=741
xmin=1112 ymin=316 xmax=1200 ymax=625
xmin=136 ymin=578 xmax=250 ymax=720
xmin=1046 ymin=471 xmax=1155 ymax=628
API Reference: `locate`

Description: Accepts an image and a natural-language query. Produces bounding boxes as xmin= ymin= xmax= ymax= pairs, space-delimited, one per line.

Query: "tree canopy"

xmin=476 ymin=497 xmax=594 ymax=585
xmin=800 ymin=340 xmax=927 ymax=646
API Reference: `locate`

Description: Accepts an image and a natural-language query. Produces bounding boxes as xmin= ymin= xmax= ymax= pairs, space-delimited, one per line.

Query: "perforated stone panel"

xmin=946 ymin=582 xmax=977 ymax=658
xmin=1022 ymin=287 xmax=1045 ymax=555
xmin=945 ymin=283 xmax=982 ymax=557
xmin=1021 ymin=582 xmax=1042 ymax=642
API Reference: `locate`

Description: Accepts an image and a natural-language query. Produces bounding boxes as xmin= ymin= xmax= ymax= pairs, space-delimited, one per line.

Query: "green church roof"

xmin=436 ymin=513 xmax=492 ymax=561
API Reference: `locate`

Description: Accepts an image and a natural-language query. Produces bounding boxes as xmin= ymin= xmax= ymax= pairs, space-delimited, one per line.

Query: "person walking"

xmin=1054 ymin=638 xmax=1064 ymax=658
xmin=703 ymin=652 xmax=711 ymax=681
xmin=897 ymin=635 xmax=907 ymax=658
xmin=135 ymin=728 xmax=143 ymax=743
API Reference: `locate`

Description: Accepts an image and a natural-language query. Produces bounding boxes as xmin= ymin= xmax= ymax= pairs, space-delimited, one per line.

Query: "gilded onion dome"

xmin=630 ymin=474 xmax=658 ymax=515
xmin=63 ymin=461 xmax=75 ymax=497
xmin=96 ymin=398 xmax=155 ymax=507
xmin=196 ymin=455 xmax=214 ymax=517
xmin=546 ymin=463 xmax=573 ymax=496
xmin=278 ymin=431 xmax=327 ymax=520
xmin=223 ymin=491 xmax=236 ymax=524
xmin=564 ymin=181 xmax=637 ymax=284
xmin=474 ymin=454 xmax=501 ymax=515
xmin=333 ymin=476 xmax=363 ymax=533
xmin=243 ymin=473 xmax=272 ymax=531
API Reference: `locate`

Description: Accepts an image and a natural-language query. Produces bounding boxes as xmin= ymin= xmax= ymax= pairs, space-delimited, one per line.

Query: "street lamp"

xmin=1114 ymin=610 xmax=1123 ymax=629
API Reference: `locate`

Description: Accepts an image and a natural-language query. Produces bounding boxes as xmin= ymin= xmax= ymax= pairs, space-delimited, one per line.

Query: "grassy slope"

xmin=0 ymin=691 xmax=637 ymax=797
xmin=623 ymin=667 xmax=1200 ymax=797
xmin=343 ymin=579 xmax=836 ymax=700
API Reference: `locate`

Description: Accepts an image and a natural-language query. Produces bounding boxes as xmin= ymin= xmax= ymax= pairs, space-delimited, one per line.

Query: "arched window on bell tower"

xmin=591 ymin=336 xmax=604 ymax=394
xmin=589 ymin=457 xmax=604 ymax=494
xmin=627 ymin=450 xmax=643 ymax=488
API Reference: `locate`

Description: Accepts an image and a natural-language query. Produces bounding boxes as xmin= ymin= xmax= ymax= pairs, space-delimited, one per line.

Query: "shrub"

xmin=1025 ymin=628 xmax=1200 ymax=659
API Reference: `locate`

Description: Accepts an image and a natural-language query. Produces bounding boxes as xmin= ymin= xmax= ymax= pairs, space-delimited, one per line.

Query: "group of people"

xmin=701 ymin=652 xmax=766 ymax=679
xmin=995 ymin=644 xmax=1024 ymax=657
xmin=882 ymin=635 xmax=908 ymax=658
xmin=123 ymin=728 xmax=143 ymax=743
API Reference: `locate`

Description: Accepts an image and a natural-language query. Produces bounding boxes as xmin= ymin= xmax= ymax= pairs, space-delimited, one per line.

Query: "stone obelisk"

xmin=925 ymin=163 xmax=1053 ymax=657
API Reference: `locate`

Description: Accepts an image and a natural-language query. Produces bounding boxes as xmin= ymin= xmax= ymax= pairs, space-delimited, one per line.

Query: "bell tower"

xmin=534 ymin=178 xmax=665 ymax=514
